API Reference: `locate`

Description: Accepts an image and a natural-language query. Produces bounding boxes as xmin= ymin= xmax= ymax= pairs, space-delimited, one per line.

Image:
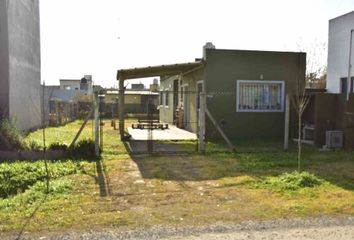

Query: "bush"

xmin=70 ymin=139 xmax=97 ymax=159
xmin=0 ymin=119 xmax=24 ymax=150
xmin=26 ymin=140 xmax=42 ymax=151
xmin=256 ymin=171 xmax=325 ymax=192
xmin=48 ymin=142 xmax=68 ymax=151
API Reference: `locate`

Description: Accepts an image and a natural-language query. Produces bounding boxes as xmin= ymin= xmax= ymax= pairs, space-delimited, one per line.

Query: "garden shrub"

xmin=0 ymin=119 xmax=24 ymax=150
xmin=48 ymin=142 xmax=68 ymax=151
xmin=26 ymin=140 xmax=42 ymax=151
xmin=69 ymin=139 xmax=97 ymax=159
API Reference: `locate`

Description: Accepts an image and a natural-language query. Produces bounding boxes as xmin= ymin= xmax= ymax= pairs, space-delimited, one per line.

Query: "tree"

xmin=298 ymin=41 xmax=327 ymax=89
xmin=292 ymin=41 xmax=326 ymax=171
xmin=292 ymin=87 xmax=310 ymax=172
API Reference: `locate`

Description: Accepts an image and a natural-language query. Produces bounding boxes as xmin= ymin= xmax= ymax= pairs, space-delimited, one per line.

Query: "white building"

xmin=59 ymin=75 xmax=93 ymax=93
xmin=0 ymin=0 xmax=41 ymax=130
xmin=327 ymin=11 xmax=354 ymax=94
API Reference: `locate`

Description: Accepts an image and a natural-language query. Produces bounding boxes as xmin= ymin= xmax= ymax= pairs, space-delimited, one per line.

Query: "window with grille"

xmin=236 ymin=80 xmax=285 ymax=112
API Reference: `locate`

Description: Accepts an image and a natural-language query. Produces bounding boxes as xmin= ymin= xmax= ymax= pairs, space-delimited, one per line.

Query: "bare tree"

xmin=297 ymin=41 xmax=327 ymax=89
xmin=292 ymin=87 xmax=310 ymax=172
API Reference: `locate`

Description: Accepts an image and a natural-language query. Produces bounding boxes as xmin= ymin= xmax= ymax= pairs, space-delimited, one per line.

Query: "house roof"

xmin=105 ymin=90 xmax=158 ymax=95
xmin=117 ymin=61 xmax=204 ymax=80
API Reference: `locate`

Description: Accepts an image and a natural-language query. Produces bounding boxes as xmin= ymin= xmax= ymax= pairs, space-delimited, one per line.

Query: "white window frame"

xmin=164 ymin=89 xmax=170 ymax=108
xmin=236 ymin=80 xmax=285 ymax=112
xmin=159 ymin=90 xmax=164 ymax=107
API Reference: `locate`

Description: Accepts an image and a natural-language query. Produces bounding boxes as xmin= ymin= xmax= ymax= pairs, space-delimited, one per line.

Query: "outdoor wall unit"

xmin=326 ymin=130 xmax=344 ymax=148
xmin=302 ymin=124 xmax=315 ymax=144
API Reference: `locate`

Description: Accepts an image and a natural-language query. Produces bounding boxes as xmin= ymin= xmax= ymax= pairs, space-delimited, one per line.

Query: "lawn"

xmin=0 ymin=119 xmax=354 ymax=235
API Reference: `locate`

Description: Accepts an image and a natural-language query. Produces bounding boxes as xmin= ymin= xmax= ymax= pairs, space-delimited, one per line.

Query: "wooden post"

xmin=198 ymin=92 xmax=206 ymax=153
xmin=94 ymin=94 xmax=100 ymax=156
xmin=206 ymin=109 xmax=235 ymax=152
xmin=284 ymin=94 xmax=290 ymax=150
xmin=69 ymin=108 xmax=94 ymax=148
xmin=119 ymin=78 xmax=125 ymax=140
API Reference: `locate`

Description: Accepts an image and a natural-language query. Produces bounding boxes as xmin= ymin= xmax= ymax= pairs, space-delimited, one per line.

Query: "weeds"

xmin=252 ymin=171 xmax=326 ymax=192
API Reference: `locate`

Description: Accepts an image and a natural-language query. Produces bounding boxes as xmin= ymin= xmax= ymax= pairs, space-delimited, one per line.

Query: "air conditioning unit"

xmin=326 ymin=131 xmax=343 ymax=149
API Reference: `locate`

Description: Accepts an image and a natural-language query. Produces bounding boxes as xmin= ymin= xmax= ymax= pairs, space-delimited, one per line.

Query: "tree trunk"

xmin=298 ymin=114 xmax=301 ymax=172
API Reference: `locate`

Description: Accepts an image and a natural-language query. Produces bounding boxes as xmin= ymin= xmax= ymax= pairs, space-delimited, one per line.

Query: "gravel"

xmin=3 ymin=216 xmax=354 ymax=240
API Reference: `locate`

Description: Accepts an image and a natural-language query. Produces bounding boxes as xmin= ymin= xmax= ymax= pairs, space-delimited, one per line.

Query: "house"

xmin=301 ymin=11 xmax=354 ymax=149
xmin=0 ymin=0 xmax=41 ymax=130
xmin=117 ymin=44 xmax=306 ymax=141
xmin=327 ymin=10 xmax=354 ymax=95
xmin=60 ymin=75 xmax=93 ymax=93
xmin=105 ymin=89 xmax=159 ymax=114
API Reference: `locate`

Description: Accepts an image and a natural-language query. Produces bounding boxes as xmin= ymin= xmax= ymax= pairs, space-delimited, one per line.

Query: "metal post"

xmin=347 ymin=29 xmax=353 ymax=101
xmin=119 ymin=78 xmax=125 ymax=139
xmin=94 ymin=94 xmax=100 ymax=156
xmin=284 ymin=94 xmax=290 ymax=150
xmin=198 ymin=92 xmax=206 ymax=153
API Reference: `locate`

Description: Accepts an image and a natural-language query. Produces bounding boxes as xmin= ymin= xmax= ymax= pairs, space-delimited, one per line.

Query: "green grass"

xmin=0 ymin=119 xmax=354 ymax=235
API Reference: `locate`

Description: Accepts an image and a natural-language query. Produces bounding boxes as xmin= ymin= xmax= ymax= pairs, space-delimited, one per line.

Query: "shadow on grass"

xmin=15 ymin=195 xmax=47 ymax=240
xmin=95 ymin=159 xmax=111 ymax=197
xmin=80 ymin=158 xmax=111 ymax=197
xmin=123 ymin=140 xmax=354 ymax=191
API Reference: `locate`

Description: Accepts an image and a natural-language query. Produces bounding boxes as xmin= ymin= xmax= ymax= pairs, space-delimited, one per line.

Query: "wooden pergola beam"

xmin=117 ymin=62 xmax=203 ymax=80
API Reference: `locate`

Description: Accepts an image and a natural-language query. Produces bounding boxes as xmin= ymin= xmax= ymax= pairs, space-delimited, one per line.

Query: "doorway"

xmin=181 ymin=84 xmax=189 ymax=129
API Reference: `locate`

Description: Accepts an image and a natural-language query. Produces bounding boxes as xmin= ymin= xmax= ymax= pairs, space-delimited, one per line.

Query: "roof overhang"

xmin=117 ymin=61 xmax=204 ymax=80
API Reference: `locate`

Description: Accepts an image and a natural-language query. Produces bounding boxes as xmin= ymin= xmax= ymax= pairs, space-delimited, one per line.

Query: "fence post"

xmin=94 ymin=94 xmax=100 ymax=156
xmin=198 ymin=92 xmax=206 ymax=153
xmin=284 ymin=94 xmax=290 ymax=150
xmin=119 ymin=78 xmax=125 ymax=139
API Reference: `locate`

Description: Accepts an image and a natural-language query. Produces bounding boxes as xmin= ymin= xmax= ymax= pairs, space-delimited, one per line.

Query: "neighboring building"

xmin=0 ymin=0 xmax=41 ymax=130
xmin=149 ymin=78 xmax=159 ymax=92
xmin=42 ymin=86 xmax=79 ymax=126
xmin=60 ymin=75 xmax=93 ymax=93
xmin=105 ymin=89 xmax=158 ymax=114
xmin=327 ymin=11 xmax=354 ymax=94
xmin=117 ymin=44 xmax=306 ymax=140
xmin=131 ymin=83 xmax=145 ymax=90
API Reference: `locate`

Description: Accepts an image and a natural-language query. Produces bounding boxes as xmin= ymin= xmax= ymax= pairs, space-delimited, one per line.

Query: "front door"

xmin=196 ymin=81 xmax=204 ymax=124
xmin=173 ymin=80 xmax=179 ymax=124
xmin=182 ymin=85 xmax=189 ymax=129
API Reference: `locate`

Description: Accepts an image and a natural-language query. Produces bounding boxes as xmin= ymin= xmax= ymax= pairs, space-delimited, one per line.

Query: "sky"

xmin=40 ymin=0 xmax=354 ymax=88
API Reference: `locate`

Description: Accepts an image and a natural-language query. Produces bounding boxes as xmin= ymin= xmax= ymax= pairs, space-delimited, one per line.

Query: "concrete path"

xmin=128 ymin=126 xmax=197 ymax=141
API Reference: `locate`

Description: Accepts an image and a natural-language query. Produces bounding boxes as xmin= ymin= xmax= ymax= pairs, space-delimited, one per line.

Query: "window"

xmin=236 ymin=80 xmax=285 ymax=112
xmin=340 ymin=77 xmax=354 ymax=94
xmin=159 ymin=91 xmax=164 ymax=105
xmin=165 ymin=90 xmax=169 ymax=107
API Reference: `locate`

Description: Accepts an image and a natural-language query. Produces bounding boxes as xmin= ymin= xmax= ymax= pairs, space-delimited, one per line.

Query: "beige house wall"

xmin=159 ymin=67 xmax=204 ymax=133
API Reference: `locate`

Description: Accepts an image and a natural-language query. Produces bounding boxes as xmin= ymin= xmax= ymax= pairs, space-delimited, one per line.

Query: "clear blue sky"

xmin=40 ymin=0 xmax=354 ymax=88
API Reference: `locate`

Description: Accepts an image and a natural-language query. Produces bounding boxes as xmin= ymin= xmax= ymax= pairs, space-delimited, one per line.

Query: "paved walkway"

xmin=128 ymin=125 xmax=197 ymax=141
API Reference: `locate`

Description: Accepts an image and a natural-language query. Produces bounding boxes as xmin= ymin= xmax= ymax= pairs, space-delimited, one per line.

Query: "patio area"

xmin=127 ymin=125 xmax=197 ymax=141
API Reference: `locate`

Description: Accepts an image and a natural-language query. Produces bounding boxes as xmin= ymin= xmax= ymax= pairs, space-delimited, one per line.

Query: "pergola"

xmin=116 ymin=61 xmax=204 ymax=139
